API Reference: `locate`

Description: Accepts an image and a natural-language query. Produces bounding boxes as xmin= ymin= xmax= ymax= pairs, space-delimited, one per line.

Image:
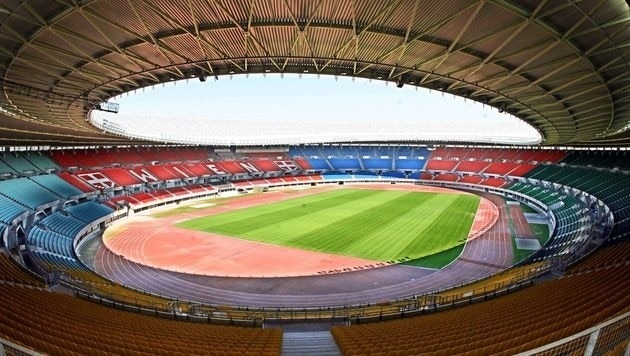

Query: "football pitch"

xmin=177 ymin=189 xmax=480 ymax=267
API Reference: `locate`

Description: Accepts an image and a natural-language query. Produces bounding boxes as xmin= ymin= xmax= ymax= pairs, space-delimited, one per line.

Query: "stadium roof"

xmin=1 ymin=0 xmax=629 ymax=146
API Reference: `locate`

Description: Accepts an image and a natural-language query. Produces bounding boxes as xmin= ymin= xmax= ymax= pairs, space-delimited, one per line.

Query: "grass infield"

xmin=177 ymin=189 xmax=480 ymax=268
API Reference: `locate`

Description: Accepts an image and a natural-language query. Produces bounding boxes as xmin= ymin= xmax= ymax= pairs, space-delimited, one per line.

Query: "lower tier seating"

xmin=0 ymin=283 xmax=282 ymax=355
xmin=332 ymin=260 xmax=629 ymax=355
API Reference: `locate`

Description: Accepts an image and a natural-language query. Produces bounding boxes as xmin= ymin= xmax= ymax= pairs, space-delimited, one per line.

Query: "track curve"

xmin=88 ymin=189 xmax=513 ymax=308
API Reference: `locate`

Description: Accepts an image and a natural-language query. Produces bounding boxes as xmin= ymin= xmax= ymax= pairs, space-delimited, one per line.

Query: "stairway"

xmin=281 ymin=331 xmax=341 ymax=356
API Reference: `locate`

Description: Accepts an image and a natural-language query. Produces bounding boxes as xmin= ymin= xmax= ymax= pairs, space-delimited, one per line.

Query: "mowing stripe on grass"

xmin=244 ymin=190 xmax=408 ymax=245
xmin=177 ymin=189 xmax=479 ymax=266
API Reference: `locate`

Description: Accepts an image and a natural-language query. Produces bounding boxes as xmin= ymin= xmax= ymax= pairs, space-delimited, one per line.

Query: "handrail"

xmin=516 ymin=312 xmax=629 ymax=356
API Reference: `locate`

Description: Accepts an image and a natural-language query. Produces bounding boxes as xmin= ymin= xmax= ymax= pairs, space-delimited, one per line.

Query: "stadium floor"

xmin=100 ymin=185 xmax=497 ymax=277
xmin=85 ymin=192 xmax=513 ymax=308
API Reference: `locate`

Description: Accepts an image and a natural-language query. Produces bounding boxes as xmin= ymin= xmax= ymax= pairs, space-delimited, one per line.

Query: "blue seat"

xmin=0 ymin=195 xmax=27 ymax=224
xmin=30 ymin=174 xmax=83 ymax=199
xmin=40 ymin=212 xmax=87 ymax=238
xmin=66 ymin=201 xmax=114 ymax=223
xmin=0 ymin=178 xmax=59 ymax=209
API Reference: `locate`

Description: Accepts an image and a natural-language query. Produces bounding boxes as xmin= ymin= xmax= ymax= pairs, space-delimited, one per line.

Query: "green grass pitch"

xmin=177 ymin=189 xmax=480 ymax=268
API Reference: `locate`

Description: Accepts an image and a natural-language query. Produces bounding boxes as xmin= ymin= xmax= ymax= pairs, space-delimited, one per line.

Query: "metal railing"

xmin=517 ymin=312 xmax=629 ymax=356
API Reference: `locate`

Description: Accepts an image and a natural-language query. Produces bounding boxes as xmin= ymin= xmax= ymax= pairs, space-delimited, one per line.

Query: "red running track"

xmin=102 ymin=184 xmax=498 ymax=278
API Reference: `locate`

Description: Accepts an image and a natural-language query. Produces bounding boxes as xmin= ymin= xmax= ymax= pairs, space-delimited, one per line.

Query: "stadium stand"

xmin=393 ymin=158 xmax=426 ymax=170
xmin=19 ymin=152 xmax=61 ymax=172
xmin=525 ymin=165 xmax=630 ymax=239
xmin=38 ymin=213 xmax=87 ymax=239
xmin=0 ymin=146 xmax=627 ymax=355
xmin=2 ymin=2 xmax=629 ymax=353
xmin=72 ymin=150 xmax=105 ymax=168
xmin=328 ymin=158 xmax=362 ymax=170
xmin=302 ymin=158 xmax=331 ymax=170
xmin=0 ymin=253 xmax=44 ymax=286
xmin=433 ymin=173 xmax=459 ymax=182
xmin=426 ymin=159 xmax=458 ymax=171
xmin=252 ymin=159 xmax=281 ymax=172
xmin=48 ymin=151 xmax=82 ymax=168
xmin=28 ymin=226 xmax=75 ymax=258
xmin=480 ymin=177 xmax=508 ymax=187
xmin=144 ymin=164 xmax=182 ymax=181
xmin=561 ymin=150 xmax=630 ymax=171
xmin=49 ymin=147 xmax=211 ymax=169
xmin=332 ymin=262 xmax=629 ymax=355
xmin=483 ymin=162 xmax=520 ymax=175
xmin=0 ymin=283 xmax=282 ymax=356
xmin=0 ymin=195 xmax=27 ymax=224
xmin=211 ymin=161 xmax=249 ymax=175
xmin=99 ymin=167 xmax=145 ymax=186
xmin=57 ymin=172 xmax=96 ymax=193
xmin=458 ymin=175 xmax=484 ymax=184
xmin=65 ymin=201 xmax=114 ymax=223
xmin=0 ymin=153 xmax=40 ymax=174
xmin=0 ymin=178 xmax=59 ymax=209
xmin=29 ymin=174 xmax=83 ymax=199
xmin=0 ymin=159 xmax=17 ymax=176
xmin=322 ymin=172 xmax=354 ymax=180
xmin=455 ymin=160 xmax=490 ymax=173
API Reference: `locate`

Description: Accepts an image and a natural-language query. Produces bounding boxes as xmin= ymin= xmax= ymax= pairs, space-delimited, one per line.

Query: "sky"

xmin=108 ymin=73 xmax=541 ymax=143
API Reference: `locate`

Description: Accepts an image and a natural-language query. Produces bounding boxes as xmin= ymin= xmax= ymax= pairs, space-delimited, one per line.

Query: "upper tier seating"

xmin=429 ymin=148 xmax=566 ymax=164
xmin=293 ymin=158 xmax=312 ymax=170
xmin=483 ymin=162 xmax=519 ymax=175
xmin=251 ymin=159 xmax=281 ymax=172
xmin=0 ymin=159 xmax=17 ymax=176
xmin=329 ymin=158 xmax=361 ymax=170
xmin=561 ymin=150 xmax=630 ymax=171
xmin=71 ymin=150 xmax=105 ymax=167
xmin=458 ymin=175 xmax=484 ymax=184
xmin=50 ymin=147 xmax=210 ymax=169
xmin=0 ymin=178 xmax=59 ymax=209
xmin=426 ymin=160 xmax=458 ymax=171
xmin=395 ymin=158 xmax=426 ymax=170
xmin=19 ymin=152 xmax=60 ymax=172
xmin=65 ymin=201 xmax=114 ymax=223
xmin=144 ymin=164 xmax=182 ymax=181
xmin=181 ymin=162 xmax=212 ymax=176
xmin=100 ymin=168 xmax=143 ymax=186
xmin=48 ymin=150 xmax=82 ymax=168
xmin=507 ymin=163 xmax=537 ymax=177
xmin=244 ymin=151 xmax=286 ymax=159
xmin=304 ymin=158 xmax=331 ymax=170
xmin=212 ymin=161 xmax=248 ymax=175
xmin=433 ymin=173 xmax=458 ymax=182
xmin=57 ymin=172 xmax=96 ymax=193
xmin=136 ymin=147 xmax=208 ymax=163
xmin=292 ymin=146 xmax=430 ymax=172
xmin=29 ymin=174 xmax=83 ymax=199
xmin=0 ymin=153 xmax=40 ymax=173
xmin=456 ymin=160 xmax=490 ymax=173
xmin=480 ymin=177 xmax=508 ymax=187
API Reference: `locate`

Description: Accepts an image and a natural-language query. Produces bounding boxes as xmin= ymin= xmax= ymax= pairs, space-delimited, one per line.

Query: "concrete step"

xmin=282 ymin=331 xmax=341 ymax=356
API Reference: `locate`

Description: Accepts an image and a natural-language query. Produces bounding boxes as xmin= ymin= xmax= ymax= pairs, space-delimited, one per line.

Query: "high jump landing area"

xmin=102 ymin=185 xmax=499 ymax=278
